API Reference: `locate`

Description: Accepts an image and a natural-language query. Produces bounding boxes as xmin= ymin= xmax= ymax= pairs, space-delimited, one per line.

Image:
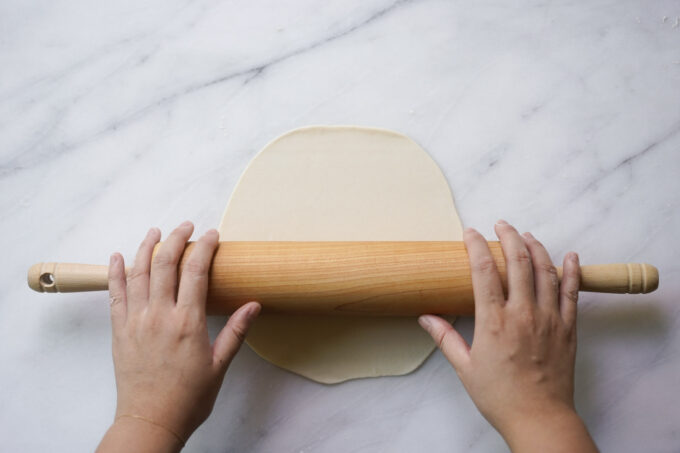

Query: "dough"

xmin=218 ymin=126 xmax=463 ymax=384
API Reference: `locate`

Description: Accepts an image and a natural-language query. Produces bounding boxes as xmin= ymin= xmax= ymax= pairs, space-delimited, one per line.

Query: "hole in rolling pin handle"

xmin=40 ymin=273 xmax=55 ymax=287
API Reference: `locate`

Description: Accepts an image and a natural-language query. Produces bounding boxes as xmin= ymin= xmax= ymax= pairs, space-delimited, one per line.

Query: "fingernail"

xmin=463 ymin=227 xmax=477 ymax=234
xmin=496 ymin=219 xmax=508 ymax=225
xmin=180 ymin=220 xmax=192 ymax=228
xmin=109 ymin=253 xmax=118 ymax=264
xmin=418 ymin=315 xmax=432 ymax=330
xmin=523 ymin=232 xmax=534 ymax=239
xmin=568 ymin=252 xmax=579 ymax=263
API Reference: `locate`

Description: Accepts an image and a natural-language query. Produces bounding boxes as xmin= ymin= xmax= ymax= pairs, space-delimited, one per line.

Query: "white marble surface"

xmin=2 ymin=0 xmax=679 ymax=451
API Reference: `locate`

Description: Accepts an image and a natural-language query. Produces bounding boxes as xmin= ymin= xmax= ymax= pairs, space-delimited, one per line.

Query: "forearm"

xmin=500 ymin=406 xmax=598 ymax=453
xmin=96 ymin=417 xmax=184 ymax=453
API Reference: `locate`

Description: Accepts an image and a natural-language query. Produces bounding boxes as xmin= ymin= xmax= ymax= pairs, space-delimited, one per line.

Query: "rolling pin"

xmin=27 ymin=241 xmax=659 ymax=316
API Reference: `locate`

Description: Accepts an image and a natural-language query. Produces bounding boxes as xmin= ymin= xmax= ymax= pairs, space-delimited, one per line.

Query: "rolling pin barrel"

xmin=27 ymin=241 xmax=659 ymax=316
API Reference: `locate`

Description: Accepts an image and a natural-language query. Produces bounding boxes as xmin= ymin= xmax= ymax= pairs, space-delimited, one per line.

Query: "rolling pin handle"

xmin=558 ymin=262 xmax=659 ymax=294
xmin=28 ymin=262 xmax=111 ymax=293
xmin=639 ymin=263 xmax=660 ymax=293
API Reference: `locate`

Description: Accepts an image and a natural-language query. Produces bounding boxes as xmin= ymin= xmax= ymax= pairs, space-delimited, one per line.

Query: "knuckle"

xmin=178 ymin=304 xmax=203 ymax=323
xmin=515 ymin=308 xmax=537 ymax=329
xmin=228 ymin=323 xmax=247 ymax=344
xmin=564 ymin=265 xmax=581 ymax=282
xmin=477 ymin=284 xmax=506 ymax=307
xmin=562 ymin=287 xmax=579 ymax=304
xmin=153 ymin=253 xmax=178 ymax=268
xmin=437 ymin=330 xmax=456 ymax=357
xmin=471 ymin=257 xmax=497 ymax=274
xmin=539 ymin=263 xmax=559 ymax=286
xmin=479 ymin=286 xmax=504 ymax=303
xmin=109 ymin=295 xmax=125 ymax=308
xmin=142 ymin=312 xmax=162 ymax=334
xmin=539 ymin=262 xmax=558 ymax=277
xmin=483 ymin=312 xmax=504 ymax=336
xmin=177 ymin=313 xmax=198 ymax=336
xmin=510 ymin=248 xmax=532 ymax=264
xmin=126 ymin=267 xmax=147 ymax=283
xmin=435 ymin=328 xmax=449 ymax=349
xmin=183 ymin=259 xmax=208 ymax=276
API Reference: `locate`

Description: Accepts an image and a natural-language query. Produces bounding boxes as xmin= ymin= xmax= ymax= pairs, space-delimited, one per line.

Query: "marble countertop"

xmin=2 ymin=0 xmax=679 ymax=451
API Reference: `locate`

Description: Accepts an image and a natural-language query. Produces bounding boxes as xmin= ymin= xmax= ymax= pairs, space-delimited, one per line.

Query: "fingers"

xmin=522 ymin=232 xmax=559 ymax=312
xmin=108 ymin=253 xmax=127 ymax=333
xmin=212 ymin=302 xmax=261 ymax=372
xmin=419 ymin=315 xmax=470 ymax=373
xmin=149 ymin=221 xmax=194 ymax=307
xmin=494 ymin=220 xmax=535 ymax=305
xmin=126 ymin=228 xmax=161 ymax=313
xmin=464 ymin=228 xmax=505 ymax=318
xmin=560 ymin=252 xmax=581 ymax=328
xmin=176 ymin=229 xmax=219 ymax=312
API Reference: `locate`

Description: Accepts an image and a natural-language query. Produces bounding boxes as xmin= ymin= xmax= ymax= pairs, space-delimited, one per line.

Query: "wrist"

xmin=498 ymin=404 xmax=597 ymax=453
xmin=117 ymin=414 xmax=187 ymax=446
xmin=97 ymin=415 xmax=185 ymax=453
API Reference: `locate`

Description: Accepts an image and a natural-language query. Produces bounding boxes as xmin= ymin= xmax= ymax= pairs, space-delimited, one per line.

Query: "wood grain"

xmin=28 ymin=241 xmax=659 ymax=315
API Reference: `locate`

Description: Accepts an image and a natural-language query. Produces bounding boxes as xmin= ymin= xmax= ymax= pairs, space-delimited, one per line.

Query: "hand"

xmin=98 ymin=222 xmax=260 ymax=452
xmin=419 ymin=220 xmax=597 ymax=452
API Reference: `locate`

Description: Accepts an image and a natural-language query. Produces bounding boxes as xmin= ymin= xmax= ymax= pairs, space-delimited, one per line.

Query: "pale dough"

xmin=218 ymin=126 xmax=463 ymax=384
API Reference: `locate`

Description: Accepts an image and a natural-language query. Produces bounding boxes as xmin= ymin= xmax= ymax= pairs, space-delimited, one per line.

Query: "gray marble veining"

xmin=1 ymin=0 xmax=679 ymax=451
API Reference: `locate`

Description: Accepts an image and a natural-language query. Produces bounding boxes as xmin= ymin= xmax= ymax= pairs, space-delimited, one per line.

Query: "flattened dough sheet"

xmin=219 ymin=126 xmax=463 ymax=384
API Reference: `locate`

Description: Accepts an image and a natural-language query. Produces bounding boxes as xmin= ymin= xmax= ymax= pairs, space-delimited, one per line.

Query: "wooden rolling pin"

xmin=27 ymin=241 xmax=659 ymax=316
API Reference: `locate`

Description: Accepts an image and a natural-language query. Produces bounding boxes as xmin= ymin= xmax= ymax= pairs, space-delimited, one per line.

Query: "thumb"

xmin=213 ymin=302 xmax=261 ymax=372
xmin=419 ymin=315 xmax=470 ymax=373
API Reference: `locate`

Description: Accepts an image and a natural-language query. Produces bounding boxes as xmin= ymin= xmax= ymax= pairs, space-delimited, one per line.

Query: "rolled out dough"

xmin=219 ymin=126 xmax=463 ymax=384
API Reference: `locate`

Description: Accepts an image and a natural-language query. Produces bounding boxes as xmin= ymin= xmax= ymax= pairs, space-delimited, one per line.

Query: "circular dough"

xmin=219 ymin=126 xmax=463 ymax=384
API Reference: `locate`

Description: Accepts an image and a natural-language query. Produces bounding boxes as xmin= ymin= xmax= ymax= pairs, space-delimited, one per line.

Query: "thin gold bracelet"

xmin=115 ymin=414 xmax=186 ymax=447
